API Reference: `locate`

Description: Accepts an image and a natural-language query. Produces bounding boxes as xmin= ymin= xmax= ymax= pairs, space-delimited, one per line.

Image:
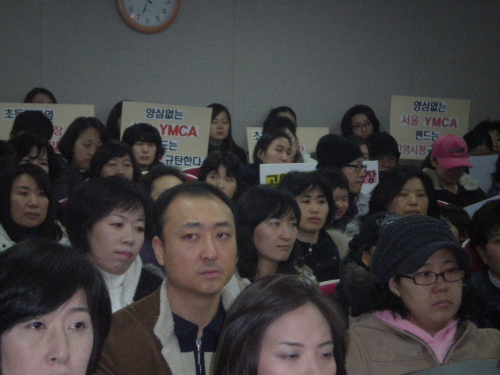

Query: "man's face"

xmin=153 ymin=195 xmax=237 ymax=298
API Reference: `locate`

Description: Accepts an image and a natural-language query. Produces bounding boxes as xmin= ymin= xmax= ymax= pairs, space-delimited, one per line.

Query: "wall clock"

xmin=116 ymin=0 xmax=180 ymax=34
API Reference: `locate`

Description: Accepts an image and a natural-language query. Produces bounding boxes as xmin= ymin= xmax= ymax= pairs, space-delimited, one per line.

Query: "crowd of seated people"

xmin=0 ymin=89 xmax=499 ymax=375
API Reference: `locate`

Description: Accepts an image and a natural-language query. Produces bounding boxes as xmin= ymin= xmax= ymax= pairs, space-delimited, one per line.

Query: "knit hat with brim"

xmin=371 ymin=215 xmax=471 ymax=284
xmin=316 ymin=134 xmax=364 ymax=169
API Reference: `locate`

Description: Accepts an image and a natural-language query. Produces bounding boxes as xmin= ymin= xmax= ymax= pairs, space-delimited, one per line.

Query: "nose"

xmin=28 ymin=193 xmax=40 ymax=207
xmin=432 ymin=274 xmax=449 ymax=292
xmin=121 ymin=224 xmax=136 ymax=246
xmin=310 ymin=201 xmax=319 ymax=213
xmin=89 ymin=144 xmax=98 ymax=157
xmin=303 ymin=356 xmax=324 ymax=375
xmin=201 ymin=236 xmax=218 ymax=261
xmin=408 ymin=193 xmax=418 ymax=205
xmin=216 ymin=179 xmax=225 ymax=190
xmin=280 ymin=225 xmax=293 ymax=241
xmin=45 ymin=328 xmax=71 ymax=364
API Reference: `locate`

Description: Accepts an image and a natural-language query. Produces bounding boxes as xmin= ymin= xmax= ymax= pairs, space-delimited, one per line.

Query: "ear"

xmin=361 ymin=251 xmax=372 ymax=268
xmin=388 ymin=276 xmax=401 ymax=297
xmin=430 ymin=156 xmax=438 ymax=168
xmin=152 ymin=236 xmax=166 ymax=266
xmin=257 ymin=148 xmax=265 ymax=162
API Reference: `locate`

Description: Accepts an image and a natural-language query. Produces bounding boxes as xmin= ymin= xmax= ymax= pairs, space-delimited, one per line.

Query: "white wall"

xmin=1 ymin=0 xmax=498 ymax=148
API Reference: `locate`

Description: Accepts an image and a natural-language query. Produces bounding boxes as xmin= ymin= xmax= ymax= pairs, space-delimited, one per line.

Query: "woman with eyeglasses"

xmin=345 ymin=215 xmax=500 ymax=374
xmin=340 ymin=104 xmax=380 ymax=139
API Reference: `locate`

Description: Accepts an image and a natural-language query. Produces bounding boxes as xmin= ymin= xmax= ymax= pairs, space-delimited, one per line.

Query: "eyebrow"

xmin=68 ymin=307 xmax=91 ymax=314
xmin=182 ymin=221 xmax=233 ymax=229
xmin=110 ymin=213 xmax=145 ymax=221
xmin=278 ymin=340 xmax=333 ymax=347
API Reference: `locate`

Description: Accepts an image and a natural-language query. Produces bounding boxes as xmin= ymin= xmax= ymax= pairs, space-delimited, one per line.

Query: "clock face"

xmin=116 ymin=0 xmax=180 ymax=33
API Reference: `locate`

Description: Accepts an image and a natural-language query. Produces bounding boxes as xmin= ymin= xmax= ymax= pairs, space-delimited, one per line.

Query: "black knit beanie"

xmin=316 ymin=134 xmax=364 ymax=169
xmin=371 ymin=215 xmax=471 ymax=284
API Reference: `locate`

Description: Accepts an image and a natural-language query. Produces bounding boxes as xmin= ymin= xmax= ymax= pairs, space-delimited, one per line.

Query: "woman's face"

xmin=210 ymin=111 xmax=230 ymax=145
xmin=101 ymin=155 xmax=134 ymax=181
xmin=488 ymin=129 xmax=500 ymax=154
xmin=150 ymin=175 xmax=183 ymax=202
xmin=205 ymin=165 xmax=237 ymax=199
xmin=73 ymin=127 xmax=102 ymax=171
xmin=10 ymin=174 xmax=49 ymax=228
xmin=296 ymin=186 xmax=329 ymax=235
xmin=389 ymin=248 xmax=463 ymax=336
xmin=0 ymin=289 xmax=93 ymax=375
xmin=87 ymin=207 xmax=145 ymax=275
xmin=430 ymin=157 xmax=465 ymax=187
xmin=376 ymin=154 xmax=398 ymax=172
xmin=253 ymin=211 xmax=298 ymax=265
xmin=351 ymin=113 xmax=374 ymax=139
xmin=332 ymin=188 xmax=349 ymax=220
xmin=258 ymin=137 xmax=292 ymax=164
xmin=258 ymin=303 xmax=336 ymax=375
xmin=387 ymin=177 xmax=429 ymax=217
xmin=340 ymin=157 xmax=366 ymax=195
xmin=31 ymin=92 xmax=54 ymax=104
xmin=477 ymin=229 xmax=500 ymax=281
xmin=20 ymin=146 xmax=49 ymax=174
xmin=132 ymin=141 xmax=157 ymax=171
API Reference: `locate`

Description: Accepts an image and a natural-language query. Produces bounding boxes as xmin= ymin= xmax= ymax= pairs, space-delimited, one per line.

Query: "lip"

xmin=434 ymin=300 xmax=452 ymax=308
xmin=277 ymin=245 xmax=291 ymax=251
xmin=405 ymin=211 xmax=421 ymax=216
xmin=24 ymin=212 xmax=41 ymax=219
xmin=307 ymin=217 xmax=321 ymax=224
xmin=199 ymin=268 xmax=222 ymax=277
xmin=115 ymin=251 xmax=134 ymax=259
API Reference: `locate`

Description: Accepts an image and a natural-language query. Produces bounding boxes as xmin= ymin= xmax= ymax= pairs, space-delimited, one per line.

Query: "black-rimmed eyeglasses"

xmin=397 ymin=268 xmax=465 ymax=285
xmin=344 ymin=164 xmax=367 ymax=173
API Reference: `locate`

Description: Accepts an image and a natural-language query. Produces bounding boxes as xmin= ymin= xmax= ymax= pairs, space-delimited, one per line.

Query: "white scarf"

xmin=100 ymin=257 xmax=143 ymax=313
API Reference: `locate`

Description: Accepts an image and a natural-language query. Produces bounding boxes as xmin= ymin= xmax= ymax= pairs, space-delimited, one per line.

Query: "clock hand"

xmin=142 ymin=0 xmax=149 ymax=13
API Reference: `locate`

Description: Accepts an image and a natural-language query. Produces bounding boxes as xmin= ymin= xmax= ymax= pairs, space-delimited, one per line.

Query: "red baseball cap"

xmin=431 ymin=134 xmax=473 ymax=169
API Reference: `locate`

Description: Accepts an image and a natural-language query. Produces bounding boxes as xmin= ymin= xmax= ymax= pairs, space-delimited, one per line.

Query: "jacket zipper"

xmin=196 ymin=337 xmax=202 ymax=375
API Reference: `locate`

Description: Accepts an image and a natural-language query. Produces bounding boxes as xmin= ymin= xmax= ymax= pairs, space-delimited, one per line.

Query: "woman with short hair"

xmin=368 ymin=165 xmax=439 ymax=218
xmin=0 ymin=164 xmax=67 ymax=251
xmin=214 ymin=274 xmax=348 ymax=375
xmin=88 ymin=140 xmax=142 ymax=182
xmin=122 ymin=123 xmax=165 ymax=172
xmin=66 ymin=176 xmax=163 ymax=312
xmin=0 ymin=239 xmax=112 ymax=375
xmin=199 ymin=151 xmax=246 ymax=201
xmin=235 ymin=185 xmax=311 ymax=283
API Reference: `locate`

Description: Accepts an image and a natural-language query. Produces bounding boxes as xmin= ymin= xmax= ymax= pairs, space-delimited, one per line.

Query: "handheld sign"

xmin=121 ymin=101 xmax=211 ymax=168
xmin=0 ymin=103 xmax=94 ymax=152
xmin=390 ymin=95 xmax=470 ymax=160
xmin=259 ymin=162 xmax=317 ymax=185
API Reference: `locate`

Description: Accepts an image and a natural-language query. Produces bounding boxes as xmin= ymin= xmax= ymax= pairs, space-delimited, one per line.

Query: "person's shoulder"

xmin=112 ymin=287 xmax=162 ymax=332
xmin=134 ymin=264 xmax=165 ymax=301
xmin=463 ymin=320 xmax=500 ymax=341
